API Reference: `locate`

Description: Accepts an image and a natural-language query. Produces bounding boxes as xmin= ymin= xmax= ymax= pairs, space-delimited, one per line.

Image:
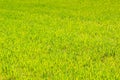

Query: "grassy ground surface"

xmin=0 ymin=0 xmax=120 ymax=80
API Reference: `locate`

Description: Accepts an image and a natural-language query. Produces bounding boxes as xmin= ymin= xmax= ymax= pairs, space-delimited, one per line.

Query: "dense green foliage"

xmin=0 ymin=0 xmax=120 ymax=80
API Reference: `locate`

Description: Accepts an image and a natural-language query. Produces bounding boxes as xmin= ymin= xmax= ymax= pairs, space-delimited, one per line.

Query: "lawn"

xmin=0 ymin=0 xmax=120 ymax=80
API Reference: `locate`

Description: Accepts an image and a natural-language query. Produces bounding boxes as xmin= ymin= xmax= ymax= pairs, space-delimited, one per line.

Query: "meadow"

xmin=0 ymin=0 xmax=120 ymax=80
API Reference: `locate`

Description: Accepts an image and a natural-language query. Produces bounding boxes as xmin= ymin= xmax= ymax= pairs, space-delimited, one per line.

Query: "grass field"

xmin=0 ymin=0 xmax=120 ymax=80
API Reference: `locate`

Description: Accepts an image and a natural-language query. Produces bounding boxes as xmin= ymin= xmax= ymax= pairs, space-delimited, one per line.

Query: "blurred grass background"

xmin=0 ymin=0 xmax=120 ymax=80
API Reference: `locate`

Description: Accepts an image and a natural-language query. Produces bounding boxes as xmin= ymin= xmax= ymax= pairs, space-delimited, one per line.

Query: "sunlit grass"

xmin=0 ymin=0 xmax=120 ymax=80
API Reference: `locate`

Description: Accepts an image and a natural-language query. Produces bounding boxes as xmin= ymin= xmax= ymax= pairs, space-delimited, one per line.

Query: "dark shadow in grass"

xmin=101 ymin=50 xmax=116 ymax=62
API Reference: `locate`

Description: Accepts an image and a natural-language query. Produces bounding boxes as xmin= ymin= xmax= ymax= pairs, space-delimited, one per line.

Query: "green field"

xmin=0 ymin=0 xmax=120 ymax=80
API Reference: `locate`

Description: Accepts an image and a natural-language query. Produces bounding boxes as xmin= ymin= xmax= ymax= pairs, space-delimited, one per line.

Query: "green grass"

xmin=0 ymin=0 xmax=120 ymax=80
